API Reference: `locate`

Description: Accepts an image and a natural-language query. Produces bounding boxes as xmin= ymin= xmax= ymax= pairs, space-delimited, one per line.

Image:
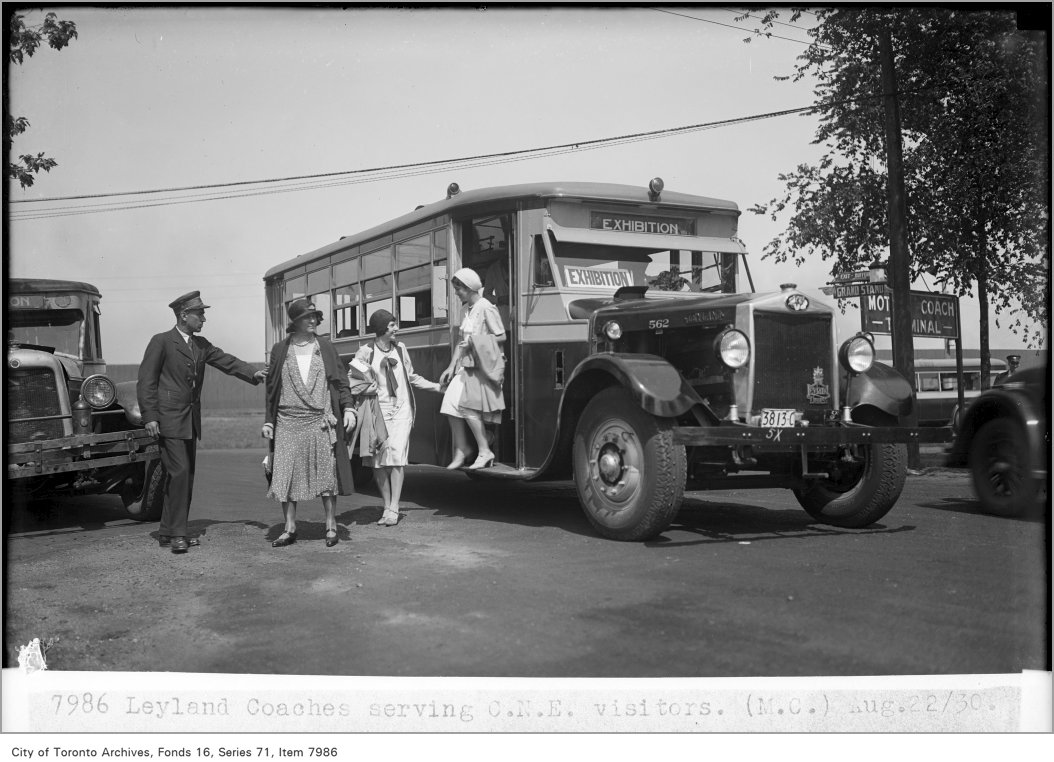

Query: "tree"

xmin=746 ymin=8 xmax=1049 ymax=378
xmin=6 ymin=11 xmax=78 ymax=188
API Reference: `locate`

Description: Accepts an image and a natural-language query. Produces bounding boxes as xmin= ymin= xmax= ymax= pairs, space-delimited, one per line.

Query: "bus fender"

xmin=564 ymin=353 xmax=704 ymax=419
xmin=845 ymin=361 xmax=913 ymax=425
xmin=531 ymin=354 xmax=708 ymax=481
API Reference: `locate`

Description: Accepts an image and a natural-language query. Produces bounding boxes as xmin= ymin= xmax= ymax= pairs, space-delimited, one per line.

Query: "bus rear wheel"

xmin=572 ymin=387 xmax=685 ymax=541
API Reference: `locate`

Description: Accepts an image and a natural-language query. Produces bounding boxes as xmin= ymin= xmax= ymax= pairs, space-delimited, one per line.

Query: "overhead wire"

xmin=9 ymin=104 xmax=820 ymax=221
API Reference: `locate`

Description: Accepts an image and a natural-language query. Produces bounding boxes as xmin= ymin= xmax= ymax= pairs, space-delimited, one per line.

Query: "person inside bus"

xmin=439 ymin=267 xmax=506 ymax=470
xmin=349 ymin=309 xmax=441 ymax=526
xmin=262 ymin=299 xmax=357 ymax=548
xmin=994 ymin=354 xmax=1021 ymax=384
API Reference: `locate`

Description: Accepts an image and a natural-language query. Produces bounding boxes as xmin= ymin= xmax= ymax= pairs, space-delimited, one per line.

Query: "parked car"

xmin=7 ymin=278 xmax=165 ymax=519
xmin=947 ymin=366 xmax=1049 ymax=517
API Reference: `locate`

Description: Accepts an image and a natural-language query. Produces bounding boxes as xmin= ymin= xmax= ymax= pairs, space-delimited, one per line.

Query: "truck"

xmin=7 ymin=278 xmax=165 ymax=520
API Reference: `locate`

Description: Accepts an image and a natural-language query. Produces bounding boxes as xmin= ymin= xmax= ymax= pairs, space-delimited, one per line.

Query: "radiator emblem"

xmin=807 ymin=366 xmax=831 ymax=404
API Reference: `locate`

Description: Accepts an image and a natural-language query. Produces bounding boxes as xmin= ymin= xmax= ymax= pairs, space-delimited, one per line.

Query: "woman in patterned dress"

xmin=439 ymin=267 xmax=506 ymax=470
xmin=349 ymin=309 xmax=441 ymax=526
xmin=262 ymin=299 xmax=357 ymax=548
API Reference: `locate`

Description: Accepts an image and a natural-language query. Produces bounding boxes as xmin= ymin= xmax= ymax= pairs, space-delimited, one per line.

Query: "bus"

xmin=264 ymin=179 xmax=951 ymax=540
xmin=7 ymin=278 xmax=164 ymax=519
xmin=914 ymin=357 xmax=1006 ymax=426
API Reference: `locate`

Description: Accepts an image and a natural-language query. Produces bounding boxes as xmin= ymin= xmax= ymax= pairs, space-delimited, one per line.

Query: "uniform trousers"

xmin=158 ymin=437 xmax=197 ymax=538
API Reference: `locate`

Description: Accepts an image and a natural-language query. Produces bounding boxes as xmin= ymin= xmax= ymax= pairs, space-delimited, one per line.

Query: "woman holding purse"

xmin=439 ymin=267 xmax=506 ymax=470
xmin=262 ymin=299 xmax=356 ymax=548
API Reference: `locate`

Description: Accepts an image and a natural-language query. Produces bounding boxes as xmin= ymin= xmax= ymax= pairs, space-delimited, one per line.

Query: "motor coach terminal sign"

xmin=590 ymin=212 xmax=696 ymax=236
xmin=860 ymin=290 xmax=960 ymax=339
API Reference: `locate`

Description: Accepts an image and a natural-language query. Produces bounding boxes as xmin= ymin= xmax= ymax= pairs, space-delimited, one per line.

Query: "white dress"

xmin=370 ymin=344 xmax=413 ymax=467
xmin=440 ymin=297 xmax=506 ymax=423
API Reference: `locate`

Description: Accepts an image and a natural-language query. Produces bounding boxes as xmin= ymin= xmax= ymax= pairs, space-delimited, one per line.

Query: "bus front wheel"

xmin=572 ymin=387 xmax=686 ymax=541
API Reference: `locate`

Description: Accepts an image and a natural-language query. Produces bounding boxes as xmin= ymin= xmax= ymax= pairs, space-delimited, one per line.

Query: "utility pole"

xmin=879 ymin=30 xmax=920 ymax=469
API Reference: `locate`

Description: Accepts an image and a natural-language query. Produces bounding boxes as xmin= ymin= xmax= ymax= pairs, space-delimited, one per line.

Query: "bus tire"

xmin=124 ymin=460 xmax=166 ymax=522
xmin=969 ymin=417 xmax=1040 ymax=517
xmin=792 ymin=444 xmax=906 ymax=528
xmin=572 ymin=387 xmax=685 ymax=541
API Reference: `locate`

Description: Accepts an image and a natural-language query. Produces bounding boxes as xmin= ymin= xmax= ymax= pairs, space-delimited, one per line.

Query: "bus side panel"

xmin=520 ymin=339 xmax=589 ymax=469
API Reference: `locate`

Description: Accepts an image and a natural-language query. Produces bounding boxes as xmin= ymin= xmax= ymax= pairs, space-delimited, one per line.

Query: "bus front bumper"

xmin=671 ymin=423 xmax=954 ymax=448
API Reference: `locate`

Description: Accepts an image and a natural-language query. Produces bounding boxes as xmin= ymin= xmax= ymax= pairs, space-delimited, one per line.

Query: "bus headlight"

xmin=81 ymin=374 xmax=117 ymax=409
xmin=716 ymin=329 xmax=750 ymax=369
xmin=603 ymin=321 xmax=623 ymax=341
xmin=838 ymin=335 xmax=875 ymax=375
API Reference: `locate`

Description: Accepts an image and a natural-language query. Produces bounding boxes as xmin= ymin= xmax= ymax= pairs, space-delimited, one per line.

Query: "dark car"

xmin=947 ymin=366 xmax=1049 ymax=517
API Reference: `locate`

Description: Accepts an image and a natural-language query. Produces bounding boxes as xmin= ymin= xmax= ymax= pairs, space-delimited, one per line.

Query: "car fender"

xmin=115 ymin=380 xmax=145 ymax=425
xmin=948 ymin=387 xmax=1048 ymax=475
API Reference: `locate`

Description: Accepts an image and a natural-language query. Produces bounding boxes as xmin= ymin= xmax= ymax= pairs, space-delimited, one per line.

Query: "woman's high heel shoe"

xmin=467 ymin=450 xmax=494 ymax=470
xmin=378 ymin=509 xmax=400 ymax=526
xmin=446 ymin=450 xmax=467 ymax=470
xmin=325 ymin=529 xmax=339 ymax=547
xmin=272 ymin=530 xmax=297 ymax=548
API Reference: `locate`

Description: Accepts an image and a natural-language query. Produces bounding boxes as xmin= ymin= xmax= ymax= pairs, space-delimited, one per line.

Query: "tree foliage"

xmin=748 ymin=8 xmax=1049 ymax=350
xmin=6 ymin=11 xmax=78 ymax=188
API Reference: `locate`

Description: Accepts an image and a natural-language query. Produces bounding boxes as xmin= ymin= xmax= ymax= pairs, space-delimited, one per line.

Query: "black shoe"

xmin=325 ymin=529 xmax=339 ymax=548
xmin=272 ymin=531 xmax=297 ymax=548
xmin=159 ymin=535 xmax=199 ymax=548
xmin=170 ymin=537 xmax=190 ymax=554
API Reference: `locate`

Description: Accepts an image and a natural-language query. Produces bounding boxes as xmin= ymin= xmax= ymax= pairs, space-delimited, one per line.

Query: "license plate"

xmin=760 ymin=408 xmax=798 ymax=427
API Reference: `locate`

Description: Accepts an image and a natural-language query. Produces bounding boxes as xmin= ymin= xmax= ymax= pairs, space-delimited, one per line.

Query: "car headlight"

xmin=81 ymin=374 xmax=117 ymax=409
xmin=715 ymin=328 xmax=750 ymax=369
xmin=603 ymin=321 xmax=623 ymax=341
xmin=838 ymin=334 xmax=875 ymax=374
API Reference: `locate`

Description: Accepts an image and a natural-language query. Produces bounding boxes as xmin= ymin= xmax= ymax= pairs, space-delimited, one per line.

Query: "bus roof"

xmin=8 ymin=278 xmax=102 ymax=297
xmin=264 ymin=181 xmax=741 ymax=280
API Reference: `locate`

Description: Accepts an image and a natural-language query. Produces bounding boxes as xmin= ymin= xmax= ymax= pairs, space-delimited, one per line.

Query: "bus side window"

xmin=532 ymin=235 xmax=554 ymax=287
xmin=918 ymin=372 xmax=940 ymax=392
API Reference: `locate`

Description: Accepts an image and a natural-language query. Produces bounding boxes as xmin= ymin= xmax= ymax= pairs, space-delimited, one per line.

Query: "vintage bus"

xmin=264 ymin=179 xmax=951 ymax=540
xmin=914 ymin=357 xmax=1007 ymax=427
xmin=7 ymin=278 xmax=164 ymax=519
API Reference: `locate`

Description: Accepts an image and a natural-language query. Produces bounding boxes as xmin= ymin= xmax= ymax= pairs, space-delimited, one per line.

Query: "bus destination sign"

xmin=563 ymin=266 xmax=633 ymax=288
xmin=591 ymin=212 xmax=695 ymax=236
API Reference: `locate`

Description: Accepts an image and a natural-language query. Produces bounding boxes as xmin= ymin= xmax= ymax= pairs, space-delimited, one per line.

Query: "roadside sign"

xmin=834 ymin=283 xmax=890 ymax=299
xmin=831 ymin=270 xmax=873 ymax=283
xmin=860 ymin=290 xmax=960 ymax=338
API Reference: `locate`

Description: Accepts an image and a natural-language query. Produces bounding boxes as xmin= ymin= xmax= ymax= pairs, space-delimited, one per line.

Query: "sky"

xmin=5 ymin=5 xmax=1047 ymax=365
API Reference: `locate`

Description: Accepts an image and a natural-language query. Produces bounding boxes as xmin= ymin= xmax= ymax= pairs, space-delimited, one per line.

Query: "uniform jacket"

xmin=137 ymin=327 xmax=261 ymax=440
xmin=265 ymin=336 xmax=355 ymax=496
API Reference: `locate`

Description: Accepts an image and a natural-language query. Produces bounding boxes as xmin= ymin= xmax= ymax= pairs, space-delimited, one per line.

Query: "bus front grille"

xmin=752 ymin=313 xmax=834 ymax=412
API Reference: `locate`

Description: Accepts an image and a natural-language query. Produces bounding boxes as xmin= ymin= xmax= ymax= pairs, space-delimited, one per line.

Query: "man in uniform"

xmin=994 ymin=354 xmax=1021 ymax=384
xmin=137 ymin=291 xmax=266 ymax=554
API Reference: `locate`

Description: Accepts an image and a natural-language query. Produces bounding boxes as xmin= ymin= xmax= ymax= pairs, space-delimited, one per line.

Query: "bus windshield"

xmin=8 ymin=309 xmax=84 ymax=357
xmin=551 ymin=241 xmax=739 ymax=293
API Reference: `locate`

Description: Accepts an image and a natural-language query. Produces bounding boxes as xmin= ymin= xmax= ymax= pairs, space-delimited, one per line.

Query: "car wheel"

xmin=969 ymin=417 xmax=1040 ymax=517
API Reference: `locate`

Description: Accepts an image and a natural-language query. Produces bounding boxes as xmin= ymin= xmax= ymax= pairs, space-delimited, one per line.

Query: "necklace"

xmin=376 ymin=341 xmax=395 ymax=353
xmin=291 ymin=336 xmax=315 ymax=347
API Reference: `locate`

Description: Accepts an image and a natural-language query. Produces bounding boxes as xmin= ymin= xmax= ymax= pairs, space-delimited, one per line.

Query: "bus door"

xmin=457 ymin=213 xmax=516 ymax=465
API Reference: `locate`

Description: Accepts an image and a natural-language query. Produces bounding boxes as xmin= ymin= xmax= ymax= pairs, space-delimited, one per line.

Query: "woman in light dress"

xmin=439 ymin=267 xmax=506 ymax=470
xmin=349 ymin=309 xmax=441 ymax=526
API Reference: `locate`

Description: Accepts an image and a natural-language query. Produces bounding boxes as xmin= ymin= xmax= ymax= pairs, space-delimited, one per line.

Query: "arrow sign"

xmin=834 ymin=283 xmax=891 ymax=299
